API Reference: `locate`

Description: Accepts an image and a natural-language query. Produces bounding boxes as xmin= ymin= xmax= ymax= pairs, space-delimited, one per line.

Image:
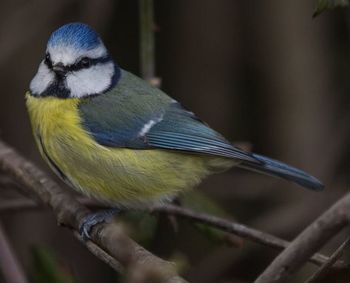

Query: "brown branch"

xmin=0 ymin=222 xmax=28 ymax=283
xmin=305 ymin=236 xmax=350 ymax=283
xmin=1 ymin=193 xmax=347 ymax=269
xmin=152 ymin=204 xmax=346 ymax=269
xmin=0 ymin=140 xmax=187 ymax=283
xmin=255 ymin=191 xmax=350 ymax=283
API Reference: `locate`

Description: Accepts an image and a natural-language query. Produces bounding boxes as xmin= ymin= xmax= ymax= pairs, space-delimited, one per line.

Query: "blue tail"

xmin=238 ymin=153 xmax=324 ymax=191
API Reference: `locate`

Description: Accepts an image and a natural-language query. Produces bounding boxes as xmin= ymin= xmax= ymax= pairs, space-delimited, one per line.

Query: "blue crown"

xmin=48 ymin=23 xmax=101 ymax=50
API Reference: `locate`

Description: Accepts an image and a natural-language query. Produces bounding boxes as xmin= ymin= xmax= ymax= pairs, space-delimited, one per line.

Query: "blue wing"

xmin=144 ymin=102 xmax=259 ymax=163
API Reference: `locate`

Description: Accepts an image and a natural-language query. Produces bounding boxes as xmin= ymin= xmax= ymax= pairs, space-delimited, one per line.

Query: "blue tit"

xmin=26 ymin=23 xmax=323 ymax=235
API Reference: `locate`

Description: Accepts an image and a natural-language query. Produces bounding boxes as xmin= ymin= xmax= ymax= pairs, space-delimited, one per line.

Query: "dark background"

xmin=0 ymin=1 xmax=349 ymax=282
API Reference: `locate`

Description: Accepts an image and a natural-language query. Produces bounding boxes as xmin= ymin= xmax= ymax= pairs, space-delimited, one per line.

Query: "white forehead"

xmin=47 ymin=44 xmax=107 ymax=65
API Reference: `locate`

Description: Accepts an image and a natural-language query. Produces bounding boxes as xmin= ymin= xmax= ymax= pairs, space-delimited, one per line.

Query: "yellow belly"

xmin=25 ymin=93 xmax=234 ymax=206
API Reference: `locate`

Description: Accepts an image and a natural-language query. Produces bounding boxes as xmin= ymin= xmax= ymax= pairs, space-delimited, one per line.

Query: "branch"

xmin=1 ymin=191 xmax=346 ymax=269
xmin=0 ymin=222 xmax=28 ymax=283
xmin=305 ymin=236 xmax=350 ymax=283
xmin=152 ymin=204 xmax=345 ymax=269
xmin=255 ymin=191 xmax=350 ymax=283
xmin=0 ymin=140 xmax=187 ymax=283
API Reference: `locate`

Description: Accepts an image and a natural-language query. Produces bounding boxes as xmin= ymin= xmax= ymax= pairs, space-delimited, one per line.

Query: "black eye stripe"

xmin=44 ymin=53 xmax=53 ymax=68
xmin=43 ymin=54 xmax=111 ymax=72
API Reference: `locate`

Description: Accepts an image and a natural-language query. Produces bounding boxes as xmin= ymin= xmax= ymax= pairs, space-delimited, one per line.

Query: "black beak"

xmin=52 ymin=63 xmax=66 ymax=77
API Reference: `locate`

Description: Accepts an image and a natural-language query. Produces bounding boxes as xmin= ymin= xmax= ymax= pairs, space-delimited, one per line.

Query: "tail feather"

xmin=238 ymin=153 xmax=324 ymax=191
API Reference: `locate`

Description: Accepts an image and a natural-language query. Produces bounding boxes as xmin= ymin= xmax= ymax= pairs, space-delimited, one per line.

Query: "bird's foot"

xmin=79 ymin=208 xmax=120 ymax=240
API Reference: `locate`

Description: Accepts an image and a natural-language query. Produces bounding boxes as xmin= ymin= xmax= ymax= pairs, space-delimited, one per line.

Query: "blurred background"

xmin=0 ymin=1 xmax=350 ymax=282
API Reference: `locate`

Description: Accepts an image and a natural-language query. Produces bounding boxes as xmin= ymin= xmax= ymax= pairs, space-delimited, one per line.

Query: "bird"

xmin=26 ymin=22 xmax=323 ymax=238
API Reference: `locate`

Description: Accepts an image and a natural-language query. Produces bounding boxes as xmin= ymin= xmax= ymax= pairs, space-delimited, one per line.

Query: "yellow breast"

xmin=25 ymin=93 xmax=234 ymax=206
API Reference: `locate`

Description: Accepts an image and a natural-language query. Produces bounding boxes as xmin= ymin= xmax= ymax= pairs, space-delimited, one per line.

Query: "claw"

xmin=79 ymin=208 xmax=120 ymax=240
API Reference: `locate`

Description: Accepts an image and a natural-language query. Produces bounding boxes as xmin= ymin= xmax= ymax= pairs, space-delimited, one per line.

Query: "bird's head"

xmin=30 ymin=22 xmax=120 ymax=98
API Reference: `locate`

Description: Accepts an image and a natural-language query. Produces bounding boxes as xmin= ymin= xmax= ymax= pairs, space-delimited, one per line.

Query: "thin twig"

xmin=0 ymin=198 xmax=39 ymax=212
xmin=139 ymin=0 xmax=160 ymax=87
xmin=0 ymin=197 xmax=105 ymax=213
xmin=305 ymin=236 xmax=350 ymax=283
xmin=255 ymin=191 xmax=350 ymax=283
xmin=153 ymin=204 xmax=345 ymax=269
xmin=0 ymin=140 xmax=187 ymax=283
xmin=0 ymin=222 xmax=28 ymax=283
xmin=73 ymin=231 xmax=124 ymax=273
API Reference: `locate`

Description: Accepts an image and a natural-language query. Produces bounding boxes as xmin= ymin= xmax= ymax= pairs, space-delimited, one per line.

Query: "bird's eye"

xmin=44 ymin=53 xmax=52 ymax=68
xmin=79 ymin=57 xmax=91 ymax=68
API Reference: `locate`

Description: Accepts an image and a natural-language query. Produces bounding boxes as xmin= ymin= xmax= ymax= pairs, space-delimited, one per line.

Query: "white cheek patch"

xmin=29 ymin=61 xmax=55 ymax=95
xmin=66 ymin=62 xmax=115 ymax=97
xmin=47 ymin=44 xmax=107 ymax=66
